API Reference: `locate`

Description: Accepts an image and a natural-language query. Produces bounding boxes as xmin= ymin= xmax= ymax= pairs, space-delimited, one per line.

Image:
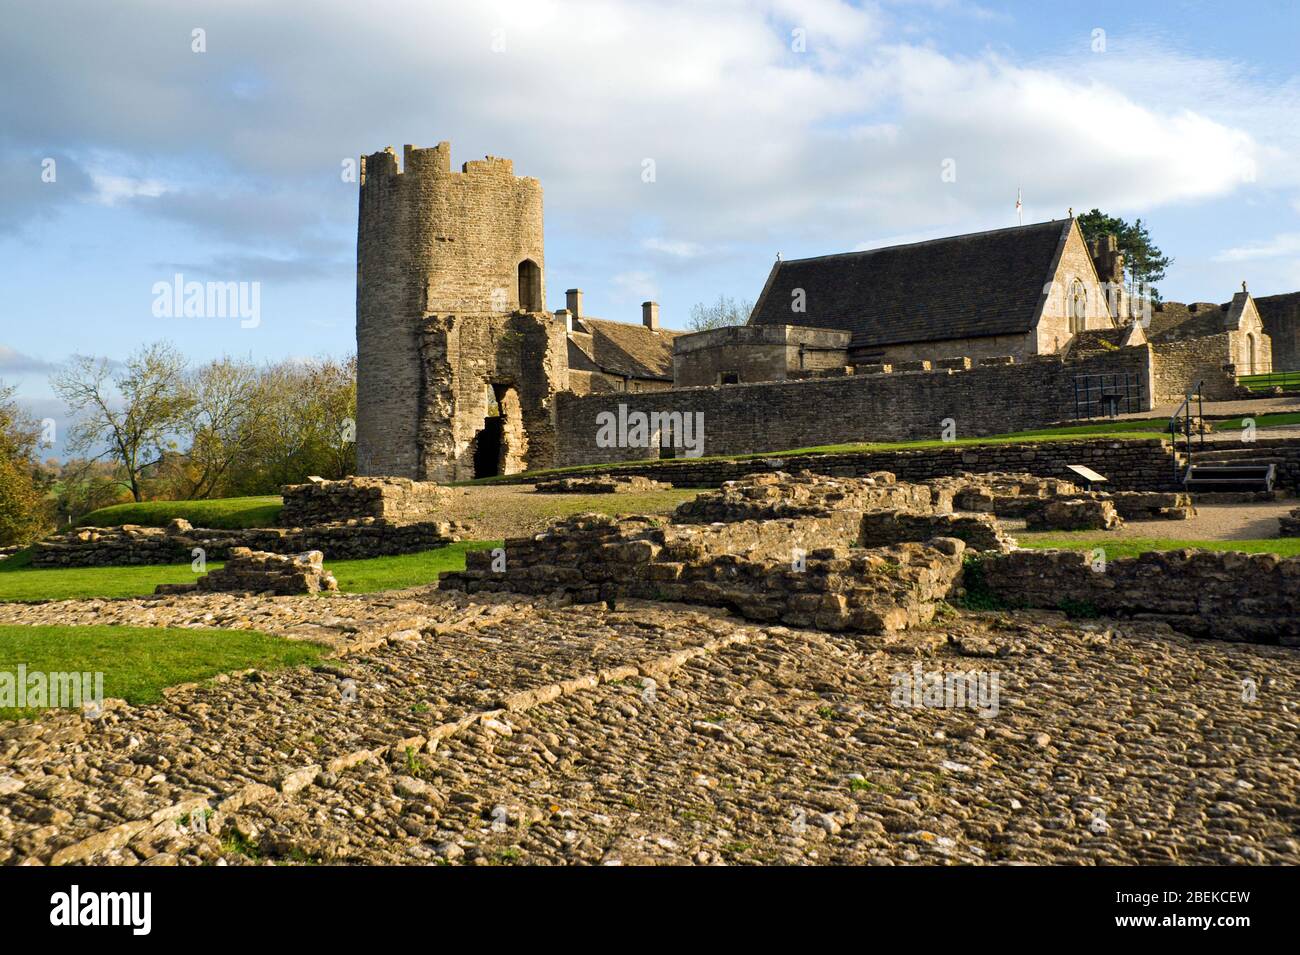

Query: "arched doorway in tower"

xmin=518 ymin=259 xmax=542 ymax=312
xmin=470 ymin=383 xmax=528 ymax=478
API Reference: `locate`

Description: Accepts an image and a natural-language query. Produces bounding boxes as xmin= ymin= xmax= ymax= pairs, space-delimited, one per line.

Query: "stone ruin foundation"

xmin=155 ymin=548 xmax=338 ymax=597
xmin=443 ymin=470 xmax=1011 ymax=634
xmin=1023 ymin=499 xmax=1123 ymax=531
xmin=443 ymin=468 xmax=1300 ymax=645
xmin=32 ymin=477 xmax=465 ymax=568
xmin=278 ymin=476 xmax=452 ymax=526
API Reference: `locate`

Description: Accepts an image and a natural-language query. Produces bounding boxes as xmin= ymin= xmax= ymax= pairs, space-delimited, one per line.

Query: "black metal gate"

xmin=1072 ymin=372 xmax=1145 ymax=419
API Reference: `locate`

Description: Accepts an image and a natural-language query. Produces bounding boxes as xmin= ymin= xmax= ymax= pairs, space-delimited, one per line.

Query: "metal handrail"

xmin=1168 ymin=380 xmax=1204 ymax=483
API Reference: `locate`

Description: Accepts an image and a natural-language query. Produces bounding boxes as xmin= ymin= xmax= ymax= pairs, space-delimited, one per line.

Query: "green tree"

xmin=224 ymin=356 xmax=357 ymax=495
xmin=52 ymin=342 xmax=194 ymax=502
xmin=180 ymin=356 xmax=265 ymax=499
xmin=1076 ymin=208 xmax=1173 ymax=301
xmin=688 ymin=295 xmax=754 ymax=331
xmin=0 ymin=381 xmax=48 ymax=545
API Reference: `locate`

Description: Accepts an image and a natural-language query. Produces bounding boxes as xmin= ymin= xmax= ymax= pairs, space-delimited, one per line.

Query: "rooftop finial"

xmin=1242 ymin=280 xmax=1248 ymax=293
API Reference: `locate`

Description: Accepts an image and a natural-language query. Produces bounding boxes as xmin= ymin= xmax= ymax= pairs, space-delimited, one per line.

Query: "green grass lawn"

xmin=78 ymin=496 xmax=283 ymax=529
xmin=0 ymin=624 xmax=324 ymax=720
xmin=0 ymin=541 xmax=499 ymax=603
xmin=1017 ymin=534 xmax=1300 ymax=559
xmin=326 ymin=540 xmax=499 ymax=592
xmin=529 ymin=488 xmax=698 ymax=519
xmin=1239 ymin=371 xmax=1300 ymax=392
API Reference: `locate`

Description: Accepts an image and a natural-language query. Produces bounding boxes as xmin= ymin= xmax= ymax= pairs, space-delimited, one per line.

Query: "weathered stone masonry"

xmin=554 ymin=347 xmax=1154 ymax=466
xmin=356 ymin=143 xmax=560 ymax=482
xmin=977 ymin=549 xmax=1300 ymax=645
xmin=497 ymin=438 xmax=1182 ymax=492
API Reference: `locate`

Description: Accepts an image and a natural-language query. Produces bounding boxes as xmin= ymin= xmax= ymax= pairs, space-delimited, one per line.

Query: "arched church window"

xmin=1069 ymin=280 xmax=1087 ymax=333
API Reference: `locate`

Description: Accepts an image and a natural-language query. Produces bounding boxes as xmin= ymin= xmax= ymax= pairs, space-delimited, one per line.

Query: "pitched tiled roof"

xmin=573 ymin=317 xmax=680 ymax=381
xmin=749 ymin=220 xmax=1072 ymax=349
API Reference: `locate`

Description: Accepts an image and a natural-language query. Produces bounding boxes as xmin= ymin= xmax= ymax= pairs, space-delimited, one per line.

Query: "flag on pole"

xmin=1015 ymin=187 xmax=1023 ymax=225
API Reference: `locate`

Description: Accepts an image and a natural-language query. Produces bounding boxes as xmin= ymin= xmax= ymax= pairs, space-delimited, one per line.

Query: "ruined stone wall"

xmin=871 ymin=332 xmax=1033 ymax=366
xmin=439 ymin=512 xmax=966 ymax=634
xmin=1255 ymin=291 xmax=1300 ymax=372
xmin=978 ymin=549 xmax=1300 ymax=645
xmin=416 ymin=312 xmax=567 ymax=481
xmin=1149 ymin=333 xmax=1240 ymax=402
xmin=31 ymin=519 xmax=462 ymax=568
xmin=280 ymin=477 xmax=451 ymax=526
xmin=555 ymin=347 xmax=1154 ymax=465
xmin=356 ymin=142 xmax=544 ymax=478
xmin=498 ymin=438 xmax=1181 ymax=492
xmin=672 ymin=325 xmax=851 ymax=387
xmin=672 ymin=470 xmax=931 ymax=523
xmin=157 ymin=549 xmax=338 ymax=597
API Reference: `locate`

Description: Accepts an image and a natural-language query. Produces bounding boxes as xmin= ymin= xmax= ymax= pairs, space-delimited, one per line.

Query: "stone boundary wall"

xmin=280 ymin=476 xmax=451 ymax=526
xmin=1149 ymin=335 xmax=1239 ymax=404
xmin=31 ymin=519 xmax=461 ymax=568
xmin=977 ymin=549 xmax=1300 ymax=645
xmin=555 ymin=346 xmax=1153 ymax=465
xmin=493 ymin=438 xmax=1181 ymax=492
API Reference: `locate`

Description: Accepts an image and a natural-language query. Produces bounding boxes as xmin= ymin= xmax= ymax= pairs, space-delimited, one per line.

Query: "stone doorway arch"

xmin=470 ymin=383 xmax=528 ymax=478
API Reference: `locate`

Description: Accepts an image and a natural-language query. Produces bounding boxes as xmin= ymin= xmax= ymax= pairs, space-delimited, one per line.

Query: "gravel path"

xmin=1014 ymin=501 xmax=1296 ymax=543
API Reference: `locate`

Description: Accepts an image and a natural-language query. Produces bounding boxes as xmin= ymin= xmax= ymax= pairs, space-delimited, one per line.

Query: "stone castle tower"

xmin=356 ymin=142 xmax=567 ymax=481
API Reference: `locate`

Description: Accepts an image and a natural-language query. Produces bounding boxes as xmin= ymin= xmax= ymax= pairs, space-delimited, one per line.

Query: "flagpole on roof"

xmin=1015 ymin=185 xmax=1023 ymax=226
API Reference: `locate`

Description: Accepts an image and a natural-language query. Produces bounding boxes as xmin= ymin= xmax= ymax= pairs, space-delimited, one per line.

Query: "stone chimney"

xmin=556 ymin=308 xmax=573 ymax=333
xmin=1087 ymin=233 xmax=1129 ymax=320
xmin=642 ymin=301 xmax=659 ymax=331
xmin=1087 ymin=234 xmax=1125 ymax=286
xmin=565 ymin=288 xmax=582 ymax=319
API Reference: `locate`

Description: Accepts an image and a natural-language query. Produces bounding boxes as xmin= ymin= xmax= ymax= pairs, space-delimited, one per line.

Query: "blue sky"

xmin=2 ymin=0 xmax=1298 ymax=451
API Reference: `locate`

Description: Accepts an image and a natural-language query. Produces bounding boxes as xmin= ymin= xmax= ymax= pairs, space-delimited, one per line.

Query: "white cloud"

xmin=0 ymin=345 xmax=59 ymax=375
xmin=90 ymin=171 xmax=168 ymax=205
xmin=1215 ymin=233 xmax=1300 ymax=263
xmin=611 ymin=270 xmax=658 ymax=301
xmin=0 ymin=0 xmax=1293 ymax=302
xmin=642 ymin=237 xmax=703 ymax=258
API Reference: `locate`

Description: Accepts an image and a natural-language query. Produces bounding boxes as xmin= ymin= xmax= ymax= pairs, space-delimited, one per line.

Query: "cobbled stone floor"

xmin=0 ymin=590 xmax=1296 ymax=866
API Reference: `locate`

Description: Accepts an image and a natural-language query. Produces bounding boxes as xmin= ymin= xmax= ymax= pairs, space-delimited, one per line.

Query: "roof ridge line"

xmin=776 ymin=219 xmax=1069 ymax=267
